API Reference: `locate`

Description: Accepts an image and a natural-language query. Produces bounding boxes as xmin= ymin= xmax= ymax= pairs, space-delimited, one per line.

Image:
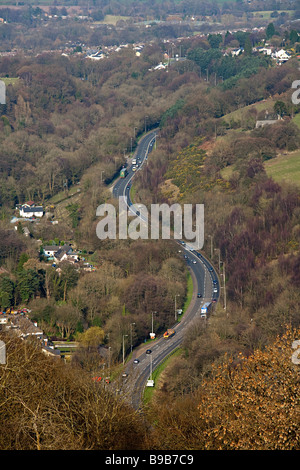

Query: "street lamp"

xmin=150 ymin=311 xmax=157 ymax=339
xmin=223 ymin=262 xmax=227 ymax=312
xmin=108 ymin=346 xmax=111 ymax=376
xmin=214 ymin=248 xmax=221 ymax=273
xmin=175 ymin=294 xmax=180 ymax=321
xmin=130 ymin=323 xmax=135 ymax=353
xmin=150 ymin=353 xmax=153 ymax=380
xmin=208 ymin=235 xmax=213 ymax=259
xmin=122 ymin=334 xmax=128 ymax=365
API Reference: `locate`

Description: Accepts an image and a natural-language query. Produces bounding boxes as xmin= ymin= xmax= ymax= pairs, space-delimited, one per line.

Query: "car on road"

xmin=146 ymin=349 xmax=152 ymax=354
xmin=197 ymin=293 xmax=202 ymax=298
xmin=184 ymin=255 xmax=188 ymax=259
xmin=192 ymin=260 xmax=196 ymax=264
xmin=122 ymin=372 xmax=128 ymax=378
xmin=133 ymin=359 xmax=140 ymax=364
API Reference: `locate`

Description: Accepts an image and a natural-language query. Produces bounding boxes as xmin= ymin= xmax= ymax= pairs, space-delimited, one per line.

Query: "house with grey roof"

xmin=18 ymin=201 xmax=43 ymax=218
xmin=43 ymin=244 xmax=80 ymax=263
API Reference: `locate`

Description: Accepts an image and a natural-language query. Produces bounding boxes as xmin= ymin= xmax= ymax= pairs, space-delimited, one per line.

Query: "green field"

xmin=223 ymin=98 xmax=276 ymax=125
xmin=0 ymin=77 xmax=19 ymax=86
xmin=252 ymin=10 xmax=294 ymax=19
xmin=265 ymin=150 xmax=300 ymax=187
xmin=292 ymin=113 xmax=300 ymax=129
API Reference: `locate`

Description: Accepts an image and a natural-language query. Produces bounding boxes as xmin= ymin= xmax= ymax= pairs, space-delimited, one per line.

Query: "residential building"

xmin=17 ymin=201 xmax=43 ymax=218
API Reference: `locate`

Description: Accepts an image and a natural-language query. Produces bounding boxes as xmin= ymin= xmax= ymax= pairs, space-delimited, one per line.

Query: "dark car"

xmin=146 ymin=349 xmax=152 ymax=354
xmin=197 ymin=293 xmax=202 ymax=298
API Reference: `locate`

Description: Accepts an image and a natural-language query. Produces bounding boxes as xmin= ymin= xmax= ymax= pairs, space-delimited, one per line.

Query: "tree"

xmin=16 ymin=269 xmax=39 ymax=303
xmin=76 ymin=326 xmax=105 ymax=349
xmin=0 ymin=332 xmax=147 ymax=450
xmin=244 ymin=35 xmax=252 ymax=56
xmin=274 ymin=100 xmax=287 ymax=117
xmin=207 ymin=33 xmax=223 ymax=49
xmin=266 ymin=23 xmax=275 ymax=39
xmin=0 ymin=276 xmax=15 ymax=309
xmin=289 ymin=29 xmax=299 ymax=45
xmin=150 ymin=327 xmax=300 ymax=450
xmin=54 ymin=303 xmax=81 ymax=339
xmin=197 ymin=327 xmax=300 ymax=449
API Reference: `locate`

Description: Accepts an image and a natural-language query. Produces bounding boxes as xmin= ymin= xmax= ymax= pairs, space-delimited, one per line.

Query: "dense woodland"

xmin=1 ymin=0 xmax=300 ymax=450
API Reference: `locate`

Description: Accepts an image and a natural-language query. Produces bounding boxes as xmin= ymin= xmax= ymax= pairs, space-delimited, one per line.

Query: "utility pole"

xmin=150 ymin=311 xmax=157 ymax=339
xmin=208 ymin=235 xmax=213 ymax=259
xmin=175 ymin=294 xmax=179 ymax=321
xmin=214 ymin=248 xmax=221 ymax=273
xmin=150 ymin=353 xmax=153 ymax=380
xmin=130 ymin=323 xmax=135 ymax=353
xmin=122 ymin=334 xmax=128 ymax=365
xmin=223 ymin=262 xmax=227 ymax=312
xmin=108 ymin=346 xmax=111 ymax=377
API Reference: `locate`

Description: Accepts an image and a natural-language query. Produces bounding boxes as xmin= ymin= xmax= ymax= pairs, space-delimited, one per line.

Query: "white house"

xmin=43 ymin=244 xmax=80 ymax=263
xmin=272 ymin=49 xmax=291 ymax=63
xmin=257 ymin=46 xmax=273 ymax=55
xmin=43 ymin=246 xmax=59 ymax=258
xmin=18 ymin=201 xmax=43 ymax=218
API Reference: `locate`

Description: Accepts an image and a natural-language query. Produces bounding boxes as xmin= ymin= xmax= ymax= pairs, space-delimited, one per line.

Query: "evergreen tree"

xmin=266 ymin=23 xmax=275 ymax=39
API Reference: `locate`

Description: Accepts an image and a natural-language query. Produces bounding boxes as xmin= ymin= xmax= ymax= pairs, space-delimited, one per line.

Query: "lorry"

xmin=200 ymin=302 xmax=212 ymax=319
xmin=163 ymin=328 xmax=175 ymax=339
xmin=120 ymin=167 xmax=127 ymax=178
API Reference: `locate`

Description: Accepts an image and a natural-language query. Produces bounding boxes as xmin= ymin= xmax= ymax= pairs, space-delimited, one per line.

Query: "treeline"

xmin=0 ymin=31 xmax=285 ymax=215
xmin=0 ymin=331 xmax=148 ymax=450
xmin=1 ymin=325 xmax=299 ymax=449
xmin=0 ymin=238 xmax=187 ymax=363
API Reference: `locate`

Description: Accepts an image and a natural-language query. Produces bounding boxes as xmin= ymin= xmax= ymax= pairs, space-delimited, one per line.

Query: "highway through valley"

xmin=112 ymin=130 xmax=219 ymax=409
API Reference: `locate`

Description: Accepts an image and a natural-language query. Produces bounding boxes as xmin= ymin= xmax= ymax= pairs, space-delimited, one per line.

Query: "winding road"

xmin=112 ymin=130 xmax=219 ymax=409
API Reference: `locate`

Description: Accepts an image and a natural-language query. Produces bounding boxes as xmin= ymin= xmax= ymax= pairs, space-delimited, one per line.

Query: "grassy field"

xmin=252 ymin=10 xmax=294 ymax=19
xmin=292 ymin=113 xmax=300 ymax=129
xmin=143 ymin=348 xmax=182 ymax=404
xmin=0 ymin=77 xmax=19 ymax=86
xmin=265 ymin=150 xmax=300 ymax=187
xmin=222 ymin=98 xmax=276 ymax=126
xmin=93 ymin=15 xmax=130 ymax=25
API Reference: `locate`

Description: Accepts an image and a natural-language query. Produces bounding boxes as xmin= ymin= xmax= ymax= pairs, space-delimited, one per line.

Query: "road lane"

xmin=111 ymin=130 xmax=219 ymax=409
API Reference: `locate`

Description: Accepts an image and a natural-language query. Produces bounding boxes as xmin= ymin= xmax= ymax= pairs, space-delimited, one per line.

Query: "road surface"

xmin=112 ymin=130 xmax=219 ymax=409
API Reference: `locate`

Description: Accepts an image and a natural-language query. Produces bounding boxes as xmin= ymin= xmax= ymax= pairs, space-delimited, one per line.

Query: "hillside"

xmin=0 ymin=3 xmax=300 ymax=450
